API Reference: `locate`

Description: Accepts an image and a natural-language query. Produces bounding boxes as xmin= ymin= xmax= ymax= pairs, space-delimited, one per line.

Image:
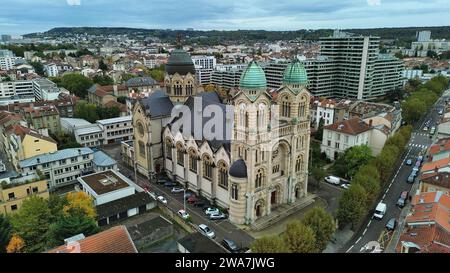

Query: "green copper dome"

xmin=239 ymin=61 xmax=267 ymax=89
xmin=283 ymin=59 xmax=308 ymax=85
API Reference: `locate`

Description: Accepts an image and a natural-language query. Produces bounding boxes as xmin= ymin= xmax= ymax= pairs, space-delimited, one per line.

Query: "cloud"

xmin=0 ymin=0 xmax=449 ymax=34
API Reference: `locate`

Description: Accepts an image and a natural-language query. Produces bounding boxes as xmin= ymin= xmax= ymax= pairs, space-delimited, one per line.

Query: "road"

xmin=102 ymin=145 xmax=255 ymax=251
xmin=342 ymin=90 xmax=450 ymax=253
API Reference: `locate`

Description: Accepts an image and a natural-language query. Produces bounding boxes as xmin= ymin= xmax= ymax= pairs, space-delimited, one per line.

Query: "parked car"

xmin=324 ymin=175 xmax=340 ymax=185
xmin=430 ymin=126 xmax=436 ymax=135
xmin=184 ymin=192 xmax=194 ymax=200
xmin=423 ymin=126 xmax=429 ymax=132
xmin=194 ymin=200 xmax=206 ymax=208
xmin=222 ymin=238 xmax=239 ymax=253
xmin=439 ymin=109 xmax=444 ymax=115
xmin=405 ymin=159 xmax=413 ymax=166
xmin=171 ymin=187 xmax=184 ymax=193
xmin=209 ymin=212 xmax=227 ymax=220
xmin=164 ymin=181 xmax=177 ymax=188
xmin=198 ymin=224 xmax=215 ymax=239
xmin=156 ymin=178 xmax=169 ymax=184
xmin=385 ymin=218 xmax=397 ymax=231
xmin=407 ymin=173 xmax=415 ymax=184
xmin=157 ymin=196 xmax=167 ymax=204
xmin=397 ymin=191 xmax=409 ymax=208
xmin=177 ymin=209 xmax=190 ymax=220
xmin=340 ymin=183 xmax=350 ymax=189
xmin=373 ymin=202 xmax=386 ymax=220
xmin=205 ymin=207 xmax=220 ymax=215
xmin=415 ymin=160 xmax=421 ymax=168
xmin=187 ymin=195 xmax=198 ymax=204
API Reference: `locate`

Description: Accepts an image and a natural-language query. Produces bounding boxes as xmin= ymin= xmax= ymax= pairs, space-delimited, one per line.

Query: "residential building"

xmin=77 ymin=170 xmax=153 ymax=226
xmin=44 ymin=63 xmax=59 ymax=77
xmin=419 ymin=172 xmax=450 ymax=196
xmin=87 ymin=84 xmax=127 ymax=106
xmin=22 ymin=104 xmax=60 ymax=134
xmin=125 ymin=76 xmax=159 ymax=93
xmin=97 ymin=116 xmax=133 ymax=144
xmin=321 ymin=118 xmax=372 ymax=160
xmin=396 ymin=191 xmax=450 ymax=253
xmin=0 ymin=96 xmax=76 ymax=118
xmin=312 ymin=98 xmax=336 ymax=128
xmin=0 ymin=172 xmax=49 ymax=215
xmin=47 ymin=225 xmax=138 ymax=253
xmin=0 ymin=80 xmax=34 ymax=99
xmin=421 ymin=158 xmax=450 ymax=175
xmin=437 ymin=121 xmax=450 ymax=139
xmin=75 ymin=125 xmax=103 ymax=147
xmin=18 ymin=147 xmax=96 ymax=190
xmin=3 ymin=124 xmax=57 ymax=171
xmin=411 ymin=30 xmax=450 ymax=57
xmin=428 ymin=138 xmax=450 ymax=162
xmin=92 ymin=150 xmax=118 ymax=172
xmin=33 ymin=78 xmax=61 ymax=101
xmin=0 ymin=49 xmax=22 ymax=71
xmin=212 ymin=64 xmax=246 ymax=90
xmin=192 ymin=56 xmax=216 ymax=85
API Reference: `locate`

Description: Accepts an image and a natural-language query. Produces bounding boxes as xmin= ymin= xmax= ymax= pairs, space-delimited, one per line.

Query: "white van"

xmin=324 ymin=175 xmax=340 ymax=185
xmin=373 ymin=202 xmax=387 ymax=220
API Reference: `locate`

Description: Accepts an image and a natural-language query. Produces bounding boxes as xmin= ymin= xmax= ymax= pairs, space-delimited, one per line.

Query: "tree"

xmin=336 ymin=184 xmax=367 ymax=229
xmin=10 ymin=196 xmax=52 ymax=252
xmin=148 ymin=69 xmax=164 ymax=82
xmin=6 ymin=234 xmax=25 ymax=253
xmin=302 ymin=207 xmax=336 ymax=252
xmin=283 ymin=220 xmax=317 ymax=253
xmin=74 ymin=100 xmax=99 ymax=123
xmin=30 ymin=61 xmax=45 ymax=76
xmin=97 ymin=106 xmax=120 ymax=120
xmin=49 ymin=208 xmax=99 ymax=246
xmin=63 ymin=192 xmax=96 ymax=219
xmin=394 ymin=51 xmax=403 ymax=59
xmin=48 ymin=194 xmax=69 ymax=223
xmin=342 ymin=145 xmax=372 ymax=178
xmin=98 ymin=59 xmax=108 ymax=71
xmin=250 ymin=236 xmax=290 ymax=253
xmin=311 ymin=166 xmax=326 ymax=188
xmin=402 ymin=98 xmax=426 ymax=123
xmin=387 ymin=88 xmax=404 ymax=102
xmin=121 ymin=73 xmax=137 ymax=83
xmin=0 ymin=214 xmax=12 ymax=253
xmin=419 ymin=64 xmax=429 ymax=73
xmin=316 ymin=118 xmax=325 ymax=141
xmin=204 ymin=84 xmax=216 ymax=92
xmin=93 ymin=74 xmax=114 ymax=86
xmin=60 ymin=73 xmax=93 ymax=98
xmin=352 ymin=172 xmax=380 ymax=207
xmin=374 ymin=145 xmax=399 ymax=183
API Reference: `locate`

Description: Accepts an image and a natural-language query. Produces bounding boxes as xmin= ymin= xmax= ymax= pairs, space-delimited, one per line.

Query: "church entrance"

xmin=256 ymin=204 xmax=262 ymax=218
xmin=155 ymin=164 xmax=161 ymax=174
xmin=255 ymin=199 xmax=265 ymax=219
xmin=271 ymin=191 xmax=276 ymax=204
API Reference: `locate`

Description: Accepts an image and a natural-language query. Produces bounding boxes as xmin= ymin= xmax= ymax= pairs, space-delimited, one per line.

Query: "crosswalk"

xmin=408 ymin=143 xmax=428 ymax=149
xmin=413 ymin=133 xmax=430 ymax=137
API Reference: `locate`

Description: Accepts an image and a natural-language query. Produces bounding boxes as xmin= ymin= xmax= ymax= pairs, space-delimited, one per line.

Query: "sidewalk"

xmin=323 ymin=225 xmax=354 ymax=253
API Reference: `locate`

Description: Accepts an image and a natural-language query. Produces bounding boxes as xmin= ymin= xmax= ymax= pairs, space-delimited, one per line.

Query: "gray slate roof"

xmin=125 ymin=76 xmax=157 ymax=87
xmin=19 ymin=147 xmax=93 ymax=168
xmin=92 ymin=150 xmax=117 ymax=167
xmin=140 ymin=90 xmax=174 ymax=118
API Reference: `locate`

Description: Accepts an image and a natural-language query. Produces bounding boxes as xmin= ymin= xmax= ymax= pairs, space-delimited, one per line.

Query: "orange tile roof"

xmin=5 ymin=124 xmax=57 ymax=144
xmin=410 ymin=192 xmax=450 ymax=231
xmin=47 ymin=225 xmax=137 ymax=253
xmin=397 ymin=225 xmax=450 ymax=253
xmin=428 ymin=138 xmax=450 ymax=155
xmin=421 ymin=157 xmax=450 ymax=173
xmin=323 ymin=118 xmax=372 ymax=135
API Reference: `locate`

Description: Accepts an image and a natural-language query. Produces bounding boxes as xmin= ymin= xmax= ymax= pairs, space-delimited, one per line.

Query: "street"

xmin=342 ymin=90 xmax=450 ymax=253
xmin=102 ymin=145 xmax=255 ymax=250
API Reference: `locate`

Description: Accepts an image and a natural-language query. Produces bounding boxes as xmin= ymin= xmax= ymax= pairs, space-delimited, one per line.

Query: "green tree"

xmin=394 ymin=51 xmax=403 ymax=59
xmin=374 ymin=145 xmax=399 ymax=183
xmin=10 ymin=196 xmax=52 ymax=252
xmin=0 ymin=214 xmax=12 ymax=253
xmin=402 ymin=98 xmax=426 ymax=123
xmin=49 ymin=208 xmax=99 ymax=246
xmin=93 ymin=74 xmax=114 ymax=86
xmin=283 ymin=220 xmax=317 ymax=253
xmin=48 ymin=195 xmax=69 ymax=223
xmin=121 ymin=73 xmax=137 ymax=83
xmin=60 ymin=73 xmax=93 ymax=98
xmin=117 ymin=96 xmax=127 ymax=104
xmin=311 ymin=166 xmax=326 ymax=188
xmin=148 ymin=69 xmax=164 ymax=82
xmin=98 ymin=59 xmax=108 ymax=71
xmin=97 ymin=106 xmax=121 ymax=120
xmin=316 ymin=118 xmax=325 ymax=141
xmin=302 ymin=207 xmax=336 ymax=252
xmin=333 ymin=145 xmax=372 ymax=179
xmin=30 ymin=61 xmax=45 ymax=76
xmin=74 ymin=101 xmax=99 ymax=123
xmin=352 ymin=172 xmax=381 ymax=207
xmin=250 ymin=235 xmax=290 ymax=253
xmin=336 ymin=184 xmax=367 ymax=229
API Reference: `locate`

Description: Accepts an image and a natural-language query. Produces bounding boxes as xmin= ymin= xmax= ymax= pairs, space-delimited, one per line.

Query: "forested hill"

xmin=24 ymin=26 xmax=450 ymax=44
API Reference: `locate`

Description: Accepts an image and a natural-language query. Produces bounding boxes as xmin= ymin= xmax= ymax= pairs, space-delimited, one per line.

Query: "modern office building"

xmin=97 ymin=116 xmax=133 ymax=144
xmin=211 ymin=64 xmax=247 ymax=89
xmin=0 ymin=49 xmax=22 ymax=71
xmin=33 ymin=78 xmax=61 ymax=101
xmin=0 ymin=80 xmax=34 ymax=99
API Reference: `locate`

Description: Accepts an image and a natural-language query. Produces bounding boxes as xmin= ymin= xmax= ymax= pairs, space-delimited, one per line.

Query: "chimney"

xmin=37 ymin=158 xmax=40 ymax=164
xmin=369 ymin=119 xmax=373 ymax=127
xmin=78 ymin=148 xmax=82 ymax=155
xmin=440 ymin=144 xmax=444 ymax=151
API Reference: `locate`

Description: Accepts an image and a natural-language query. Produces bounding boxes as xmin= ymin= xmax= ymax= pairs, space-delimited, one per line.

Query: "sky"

xmin=1 ymin=0 xmax=450 ymax=35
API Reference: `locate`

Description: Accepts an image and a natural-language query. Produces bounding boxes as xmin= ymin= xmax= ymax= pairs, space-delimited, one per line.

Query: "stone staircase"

xmin=250 ymin=194 xmax=317 ymax=231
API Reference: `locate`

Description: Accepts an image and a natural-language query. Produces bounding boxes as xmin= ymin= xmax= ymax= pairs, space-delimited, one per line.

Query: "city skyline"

xmin=1 ymin=0 xmax=450 ymax=35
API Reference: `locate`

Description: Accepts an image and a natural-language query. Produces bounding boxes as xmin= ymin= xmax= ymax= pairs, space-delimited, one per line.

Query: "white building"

xmin=75 ymin=125 xmax=103 ymax=147
xmin=314 ymin=99 xmax=336 ymax=128
xmin=192 ymin=55 xmax=216 ymax=70
xmin=0 ymin=49 xmax=22 ymax=71
xmin=321 ymin=118 xmax=372 ymax=160
xmin=96 ymin=116 xmax=133 ymax=144
xmin=44 ymin=63 xmax=59 ymax=77
xmin=0 ymin=80 xmax=34 ymax=99
xmin=32 ymin=78 xmax=61 ymax=101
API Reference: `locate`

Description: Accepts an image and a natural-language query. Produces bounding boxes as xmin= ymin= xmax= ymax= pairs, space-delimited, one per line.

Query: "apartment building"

xmin=97 ymin=116 xmax=133 ymax=145
xmin=44 ymin=63 xmax=59 ymax=77
xmin=0 ymin=49 xmax=23 ymax=71
xmin=0 ymin=172 xmax=49 ymax=215
xmin=33 ymin=78 xmax=61 ymax=101
xmin=22 ymin=104 xmax=60 ymax=134
xmin=0 ymin=80 xmax=34 ymax=99
xmin=211 ymin=64 xmax=246 ymax=89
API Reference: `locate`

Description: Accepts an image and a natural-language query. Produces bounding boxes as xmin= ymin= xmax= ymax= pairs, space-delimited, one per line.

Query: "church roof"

xmin=239 ymin=60 xmax=267 ymax=89
xmin=166 ymin=49 xmax=195 ymax=75
xmin=229 ymin=159 xmax=247 ymax=178
xmin=140 ymin=90 xmax=174 ymax=118
xmin=283 ymin=58 xmax=308 ymax=85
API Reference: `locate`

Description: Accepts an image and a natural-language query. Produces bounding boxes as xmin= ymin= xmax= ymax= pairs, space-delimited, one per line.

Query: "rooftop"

xmin=178 ymin=232 xmax=227 ymax=253
xmin=79 ymin=170 xmax=130 ymax=196
xmin=74 ymin=124 xmax=103 ymax=136
xmin=323 ymin=118 xmax=372 ymax=135
xmin=96 ymin=191 xmax=152 ymax=219
xmin=60 ymin=118 xmax=92 ymax=128
xmin=97 ymin=115 xmax=131 ymax=125
xmin=47 ymin=225 xmax=138 ymax=253
xmin=92 ymin=150 xmax=117 ymax=167
xmin=19 ymin=147 xmax=93 ymax=168
xmin=421 ymin=157 xmax=450 ymax=173
xmin=420 ymin=172 xmax=450 ymax=189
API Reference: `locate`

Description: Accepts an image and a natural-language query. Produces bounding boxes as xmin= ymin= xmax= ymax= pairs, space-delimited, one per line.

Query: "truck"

xmin=373 ymin=202 xmax=387 ymax=220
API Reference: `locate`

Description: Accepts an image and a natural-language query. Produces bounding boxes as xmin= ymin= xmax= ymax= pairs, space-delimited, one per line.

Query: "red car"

xmin=187 ymin=195 xmax=198 ymax=204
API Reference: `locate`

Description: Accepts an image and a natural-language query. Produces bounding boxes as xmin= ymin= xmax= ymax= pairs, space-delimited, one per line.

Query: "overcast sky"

xmin=1 ymin=0 xmax=450 ymax=35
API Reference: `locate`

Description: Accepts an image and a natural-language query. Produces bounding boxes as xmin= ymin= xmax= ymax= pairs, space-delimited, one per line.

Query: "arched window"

xmin=218 ymin=161 xmax=228 ymax=189
xmin=186 ymin=83 xmax=193 ymax=95
xmin=298 ymin=102 xmax=306 ymax=118
xmin=202 ymin=154 xmax=213 ymax=180
xmin=255 ymin=168 xmax=265 ymax=189
xmin=188 ymin=149 xmax=198 ymax=173
xmin=239 ymin=104 xmax=246 ymax=127
xmin=257 ymin=103 xmax=266 ymax=129
xmin=176 ymin=143 xmax=184 ymax=166
xmin=166 ymin=85 xmax=171 ymax=94
xmin=138 ymin=141 xmax=145 ymax=157
xmin=295 ymin=154 xmax=304 ymax=173
xmin=165 ymin=139 xmax=173 ymax=160
xmin=281 ymin=96 xmax=291 ymax=118
xmin=174 ymin=82 xmax=182 ymax=95
xmin=231 ymin=184 xmax=238 ymax=200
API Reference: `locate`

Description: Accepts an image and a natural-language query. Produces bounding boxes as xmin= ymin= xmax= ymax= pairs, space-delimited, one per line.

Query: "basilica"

xmin=132 ymin=46 xmax=311 ymax=225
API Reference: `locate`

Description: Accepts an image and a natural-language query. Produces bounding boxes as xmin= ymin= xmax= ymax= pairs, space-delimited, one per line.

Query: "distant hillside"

xmin=24 ymin=26 xmax=450 ymax=45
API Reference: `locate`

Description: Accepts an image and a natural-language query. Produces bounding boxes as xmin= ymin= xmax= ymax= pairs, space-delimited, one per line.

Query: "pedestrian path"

xmin=408 ymin=143 xmax=428 ymax=149
xmin=412 ymin=133 xmax=429 ymax=137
